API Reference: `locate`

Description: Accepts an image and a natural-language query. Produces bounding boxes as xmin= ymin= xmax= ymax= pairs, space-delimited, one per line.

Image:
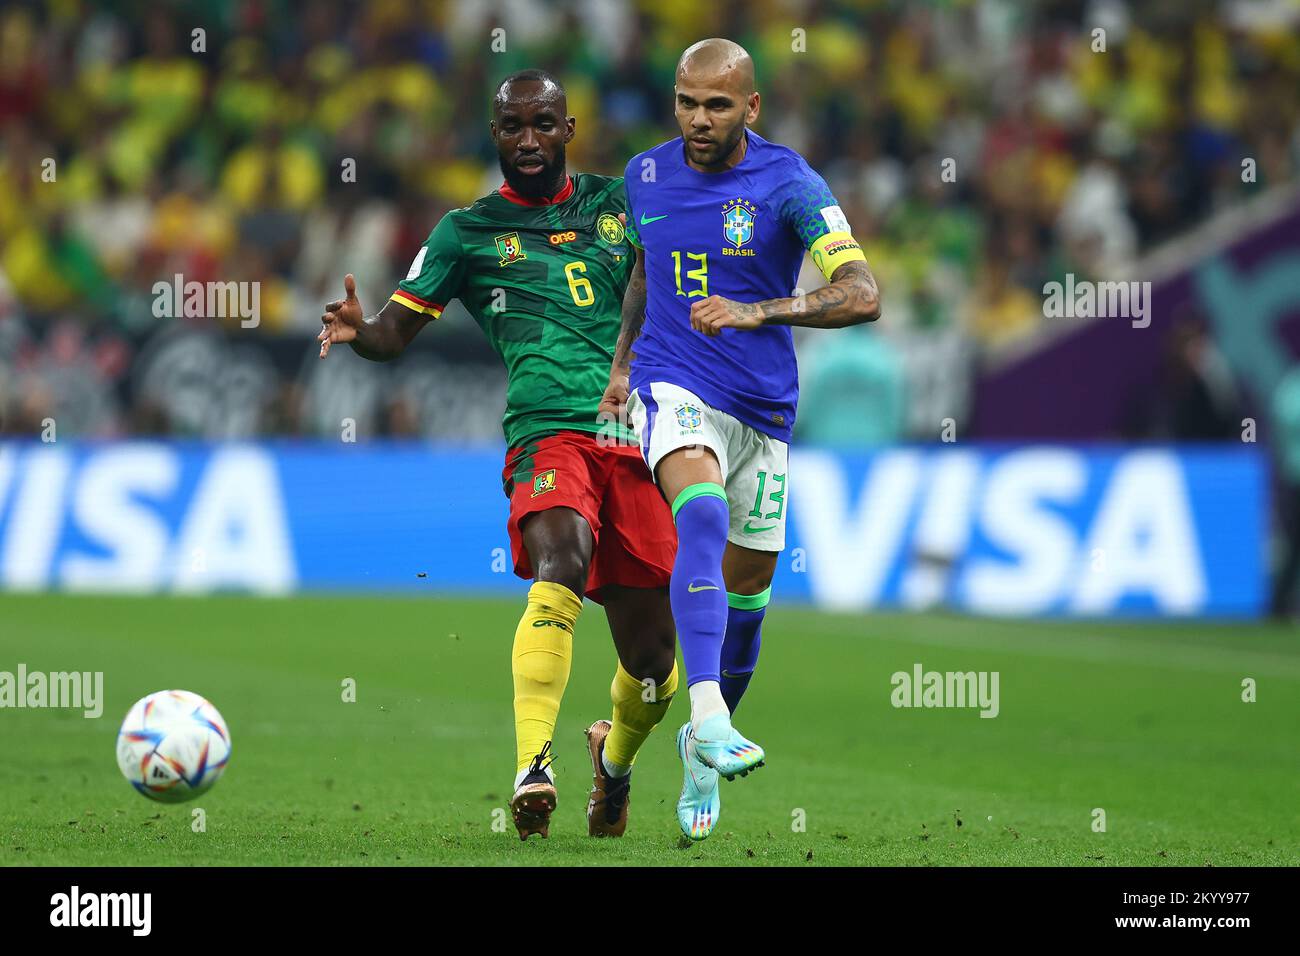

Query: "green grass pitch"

xmin=2 ymin=592 xmax=1297 ymax=866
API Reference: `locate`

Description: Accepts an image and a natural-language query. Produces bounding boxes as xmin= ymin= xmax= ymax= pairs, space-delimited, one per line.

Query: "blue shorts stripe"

xmin=640 ymin=386 xmax=659 ymax=463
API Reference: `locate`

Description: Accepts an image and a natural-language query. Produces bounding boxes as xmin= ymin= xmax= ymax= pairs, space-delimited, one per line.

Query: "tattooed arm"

xmin=598 ymin=246 xmax=647 ymax=420
xmin=689 ymin=259 xmax=880 ymax=336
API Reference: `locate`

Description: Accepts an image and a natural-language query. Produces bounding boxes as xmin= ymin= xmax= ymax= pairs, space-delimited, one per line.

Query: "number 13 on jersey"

xmin=671 ymin=251 xmax=708 ymax=298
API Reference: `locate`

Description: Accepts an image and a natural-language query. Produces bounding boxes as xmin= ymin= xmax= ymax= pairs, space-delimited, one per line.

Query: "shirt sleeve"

xmin=773 ymin=159 xmax=867 ymax=282
xmin=390 ymin=213 xmax=465 ymax=318
xmin=621 ymin=163 xmax=643 ymax=249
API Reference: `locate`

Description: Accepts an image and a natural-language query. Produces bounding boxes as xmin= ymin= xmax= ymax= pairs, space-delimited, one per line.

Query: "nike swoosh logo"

xmin=639 ymin=213 xmax=668 ymax=225
xmin=687 ymin=583 xmax=719 ymax=593
xmin=743 ymin=522 xmax=776 ymax=533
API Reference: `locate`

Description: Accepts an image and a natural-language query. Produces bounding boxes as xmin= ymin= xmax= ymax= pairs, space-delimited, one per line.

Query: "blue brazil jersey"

xmin=623 ymin=130 xmax=866 ymax=441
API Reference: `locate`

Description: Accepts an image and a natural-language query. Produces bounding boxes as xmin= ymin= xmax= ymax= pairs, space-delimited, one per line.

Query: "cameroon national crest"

xmin=495 ymin=232 xmax=526 ymax=266
xmin=531 ymin=468 xmax=556 ymax=497
xmin=596 ymin=213 xmax=625 ymax=245
xmin=721 ymin=198 xmax=758 ymax=249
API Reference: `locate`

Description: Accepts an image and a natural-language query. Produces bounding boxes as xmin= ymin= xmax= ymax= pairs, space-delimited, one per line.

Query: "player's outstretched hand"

xmin=690 ymin=295 xmax=764 ymax=336
xmin=318 ymin=274 xmax=365 ymax=358
xmin=598 ymin=372 xmax=630 ymax=422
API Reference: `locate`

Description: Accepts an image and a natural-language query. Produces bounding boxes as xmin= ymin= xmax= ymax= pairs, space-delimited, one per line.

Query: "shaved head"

xmin=676 ymin=37 xmax=754 ymax=96
xmin=490 ymin=69 xmax=575 ymax=201
xmin=492 ymin=68 xmax=567 ymax=117
xmin=673 ymin=38 xmax=760 ymax=171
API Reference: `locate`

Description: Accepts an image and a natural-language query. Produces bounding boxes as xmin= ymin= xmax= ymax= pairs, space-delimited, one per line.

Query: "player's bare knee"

xmin=532 ymin=550 xmax=589 ymax=597
xmin=521 ymin=508 xmax=592 ymax=596
xmin=655 ymin=445 xmax=722 ymax=502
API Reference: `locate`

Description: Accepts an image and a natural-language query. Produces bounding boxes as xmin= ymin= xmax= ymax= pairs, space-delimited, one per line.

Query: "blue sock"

xmin=720 ymin=590 xmax=768 ymax=715
xmin=668 ymin=484 xmax=730 ymax=687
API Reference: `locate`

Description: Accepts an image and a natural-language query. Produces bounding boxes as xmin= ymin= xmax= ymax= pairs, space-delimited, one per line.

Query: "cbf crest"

xmin=675 ymin=403 xmax=703 ymax=433
xmin=722 ymin=197 xmax=758 ymax=251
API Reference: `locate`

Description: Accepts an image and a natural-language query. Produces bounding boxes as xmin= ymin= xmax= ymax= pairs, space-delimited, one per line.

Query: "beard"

xmin=499 ymin=146 xmax=567 ymax=200
xmin=685 ymin=122 xmax=747 ymax=169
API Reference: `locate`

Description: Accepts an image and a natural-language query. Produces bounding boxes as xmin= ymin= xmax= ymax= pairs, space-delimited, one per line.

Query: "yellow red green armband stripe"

xmin=389 ymin=290 xmax=444 ymax=318
xmin=809 ymin=230 xmax=866 ymax=282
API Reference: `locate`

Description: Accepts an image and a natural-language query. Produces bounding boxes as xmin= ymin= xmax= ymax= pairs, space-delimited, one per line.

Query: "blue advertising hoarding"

xmin=0 ymin=441 xmax=1266 ymax=617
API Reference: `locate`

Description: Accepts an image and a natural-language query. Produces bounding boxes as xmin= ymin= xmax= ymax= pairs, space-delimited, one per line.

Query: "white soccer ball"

xmin=116 ymin=690 xmax=231 ymax=802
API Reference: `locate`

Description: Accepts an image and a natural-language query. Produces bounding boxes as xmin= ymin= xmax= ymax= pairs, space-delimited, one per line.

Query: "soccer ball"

xmin=116 ymin=690 xmax=231 ymax=802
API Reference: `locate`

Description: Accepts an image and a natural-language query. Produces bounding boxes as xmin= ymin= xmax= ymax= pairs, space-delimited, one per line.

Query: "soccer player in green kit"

xmin=317 ymin=71 xmax=679 ymax=842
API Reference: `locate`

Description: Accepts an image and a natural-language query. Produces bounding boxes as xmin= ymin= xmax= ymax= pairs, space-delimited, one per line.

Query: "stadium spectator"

xmin=0 ymin=1 xmax=1295 ymax=443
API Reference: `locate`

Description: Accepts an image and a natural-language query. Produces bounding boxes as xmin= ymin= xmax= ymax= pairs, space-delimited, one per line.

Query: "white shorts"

xmin=627 ymin=381 xmax=789 ymax=552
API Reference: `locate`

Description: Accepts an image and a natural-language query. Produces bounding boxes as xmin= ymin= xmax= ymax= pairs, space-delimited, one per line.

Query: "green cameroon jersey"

xmin=389 ymin=173 xmax=637 ymax=448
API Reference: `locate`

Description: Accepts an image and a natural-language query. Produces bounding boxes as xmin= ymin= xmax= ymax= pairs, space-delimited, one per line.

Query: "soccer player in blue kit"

xmin=599 ymin=38 xmax=882 ymax=841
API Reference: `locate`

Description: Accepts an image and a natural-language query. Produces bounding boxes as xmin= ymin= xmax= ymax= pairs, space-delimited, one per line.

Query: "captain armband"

xmin=808 ymin=231 xmax=867 ymax=283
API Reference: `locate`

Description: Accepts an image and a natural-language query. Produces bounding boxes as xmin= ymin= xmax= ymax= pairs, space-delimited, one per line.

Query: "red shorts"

xmin=502 ymin=431 xmax=675 ymax=603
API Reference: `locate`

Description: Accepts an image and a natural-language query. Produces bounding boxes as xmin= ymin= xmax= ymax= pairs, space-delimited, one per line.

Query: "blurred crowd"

xmin=0 ymin=0 xmax=1298 ymax=441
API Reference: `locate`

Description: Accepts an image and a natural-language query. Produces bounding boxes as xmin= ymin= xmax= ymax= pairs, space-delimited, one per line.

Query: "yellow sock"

xmin=603 ymin=660 xmax=679 ymax=772
xmin=512 ymin=581 xmax=582 ymax=774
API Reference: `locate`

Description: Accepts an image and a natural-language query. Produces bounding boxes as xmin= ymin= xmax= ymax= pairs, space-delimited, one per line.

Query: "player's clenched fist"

xmin=689 ymin=294 xmax=764 ymax=336
xmin=317 ymin=274 xmax=365 ymax=358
